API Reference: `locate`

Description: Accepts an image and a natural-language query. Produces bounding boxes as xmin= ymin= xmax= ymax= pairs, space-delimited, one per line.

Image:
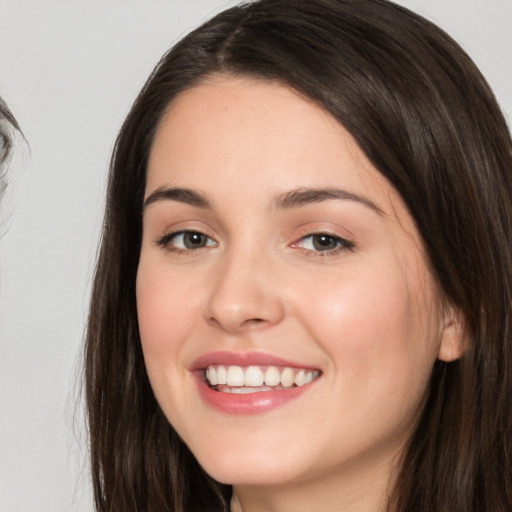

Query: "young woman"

xmin=85 ymin=0 xmax=512 ymax=510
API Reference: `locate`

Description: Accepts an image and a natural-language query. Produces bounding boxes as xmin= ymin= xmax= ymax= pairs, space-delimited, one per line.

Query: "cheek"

xmin=135 ymin=256 xmax=210 ymax=432
xmin=295 ymin=263 xmax=440 ymax=417
xmin=298 ymin=266 xmax=414 ymax=349
xmin=136 ymin=265 xmax=169 ymax=353
xmin=136 ymin=257 xmax=201 ymax=374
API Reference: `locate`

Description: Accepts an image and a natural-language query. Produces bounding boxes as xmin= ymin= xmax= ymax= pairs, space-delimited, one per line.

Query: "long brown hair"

xmin=85 ymin=1 xmax=512 ymax=510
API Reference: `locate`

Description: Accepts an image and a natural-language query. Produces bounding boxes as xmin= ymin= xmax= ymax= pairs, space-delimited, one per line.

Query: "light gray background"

xmin=0 ymin=1 xmax=510 ymax=511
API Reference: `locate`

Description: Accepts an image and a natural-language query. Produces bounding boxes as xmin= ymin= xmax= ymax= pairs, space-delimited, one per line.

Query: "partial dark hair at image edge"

xmin=84 ymin=0 xmax=512 ymax=511
xmin=0 ymin=96 xmax=21 ymax=201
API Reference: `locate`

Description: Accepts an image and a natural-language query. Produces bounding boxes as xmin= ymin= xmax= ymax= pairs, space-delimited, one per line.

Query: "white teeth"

xmin=280 ymin=367 xmax=295 ymax=388
xmin=226 ymin=365 xmax=245 ymax=387
xmin=205 ymin=364 xmax=320 ymax=390
xmin=244 ymin=366 xmax=264 ymax=387
xmin=217 ymin=365 xmax=227 ymax=385
xmin=294 ymin=370 xmax=306 ymax=386
xmin=229 ymin=386 xmax=269 ymax=394
xmin=264 ymin=366 xmax=281 ymax=386
xmin=206 ymin=366 xmax=217 ymax=385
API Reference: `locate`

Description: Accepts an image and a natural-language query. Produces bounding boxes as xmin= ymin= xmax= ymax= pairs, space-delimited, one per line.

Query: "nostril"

xmin=236 ymin=317 xmax=269 ymax=331
xmin=245 ymin=318 xmax=265 ymax=325
xmin=207 ymin=316 xmax=267 ymax=332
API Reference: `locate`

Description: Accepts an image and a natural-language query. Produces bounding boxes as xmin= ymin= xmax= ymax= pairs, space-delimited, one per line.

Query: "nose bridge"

xmin=204 ymin=240 xmax=284 ymax=333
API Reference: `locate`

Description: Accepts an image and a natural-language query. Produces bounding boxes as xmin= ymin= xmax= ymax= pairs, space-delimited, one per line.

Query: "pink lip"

xmin=190 ymin=351 xmax=317 ymax=371
xmin=190 ymin=351 xmax=321 ymax=415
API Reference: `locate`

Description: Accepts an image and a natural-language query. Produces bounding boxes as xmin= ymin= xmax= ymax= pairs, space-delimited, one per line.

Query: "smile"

xmin=192 ymin=352 xmax=322 ymax=413
xmin=205 ymin=365 xmax=321 ymax=393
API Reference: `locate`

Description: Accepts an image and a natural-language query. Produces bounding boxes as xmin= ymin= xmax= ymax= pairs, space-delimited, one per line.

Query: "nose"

xmin=204 ymin=249 xmax=285 ymax=334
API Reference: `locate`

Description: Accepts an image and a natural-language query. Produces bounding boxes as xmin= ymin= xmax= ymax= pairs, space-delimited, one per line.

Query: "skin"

xmin=136 ymin=76 xmax=462 ymax=512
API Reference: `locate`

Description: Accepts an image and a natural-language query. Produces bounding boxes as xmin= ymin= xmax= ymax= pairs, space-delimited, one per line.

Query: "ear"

xmin=437 ymin=303 xmax=465 ymax=362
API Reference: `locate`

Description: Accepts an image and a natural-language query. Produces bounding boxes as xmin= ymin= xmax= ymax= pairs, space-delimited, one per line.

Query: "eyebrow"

xmin=143 ymin=185 xmax=384 ymax=216
xmin=272 ymin=187 xmax=384 ymax=215
xmin=144 ymin=186 xmax=211 ymax=209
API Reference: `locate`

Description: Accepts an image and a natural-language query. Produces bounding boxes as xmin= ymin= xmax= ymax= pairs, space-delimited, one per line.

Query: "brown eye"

xmin=312 ymin=234 xmax=339 ymax=251
xmin=157 ymin=231 xmax=216 ymax=251
xmin=182 ymin=232 xmax=208 ymax=249
xmin=293 ymin=232 xmax=354 ymax=254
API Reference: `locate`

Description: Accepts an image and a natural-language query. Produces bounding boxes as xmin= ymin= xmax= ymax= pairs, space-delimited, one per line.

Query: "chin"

xmin=191 ymin=441 xmax=305 ymax=487
xmin=204 ymin=463 xmax=299 ymax=488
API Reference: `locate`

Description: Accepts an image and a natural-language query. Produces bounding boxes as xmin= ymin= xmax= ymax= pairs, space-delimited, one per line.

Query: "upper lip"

xmin=190 ymin=351 xmax=320 ymax=371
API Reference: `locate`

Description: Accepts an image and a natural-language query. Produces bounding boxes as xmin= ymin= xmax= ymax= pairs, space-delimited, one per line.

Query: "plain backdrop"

xmin=0 ymin=1 xmax=510 ymax=511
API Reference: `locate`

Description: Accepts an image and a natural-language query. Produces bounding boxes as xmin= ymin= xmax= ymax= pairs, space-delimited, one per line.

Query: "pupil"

xmin=184 ymin=232 xmax=205 ymax=248
xmin=313 ymin=234 xmax=337 ymax=251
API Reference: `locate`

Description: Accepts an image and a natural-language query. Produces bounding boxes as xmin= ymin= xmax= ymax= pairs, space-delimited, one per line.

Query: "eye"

xmin=157 ymin=230 xmax=217 ymax=251
xmin=293 ymin=233 xmax=354 ymax=253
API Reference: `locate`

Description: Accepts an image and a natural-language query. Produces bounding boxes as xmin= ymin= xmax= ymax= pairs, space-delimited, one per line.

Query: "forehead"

xmin=150 ymin=78 xmax=380 ymax=186
xmin=147 ymin=76 xmax=403 ymax=218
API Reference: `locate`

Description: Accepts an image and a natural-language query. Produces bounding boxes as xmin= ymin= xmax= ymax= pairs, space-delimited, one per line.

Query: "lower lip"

xmin=194 ymin=374 xmax=316 ymax=415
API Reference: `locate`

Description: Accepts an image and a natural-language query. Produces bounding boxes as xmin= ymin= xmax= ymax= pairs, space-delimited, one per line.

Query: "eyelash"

xmin=155 ymin=230 xmax=354 ymax=257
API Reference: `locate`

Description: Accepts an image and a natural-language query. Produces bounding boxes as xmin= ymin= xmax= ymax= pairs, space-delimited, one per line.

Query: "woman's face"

xmin=137 ymin=77 xmax=460 ymax=492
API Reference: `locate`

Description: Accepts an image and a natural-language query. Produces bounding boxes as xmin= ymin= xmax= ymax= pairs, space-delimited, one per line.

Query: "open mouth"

xmin=204 ymin=365 xmax=321 ymax=394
